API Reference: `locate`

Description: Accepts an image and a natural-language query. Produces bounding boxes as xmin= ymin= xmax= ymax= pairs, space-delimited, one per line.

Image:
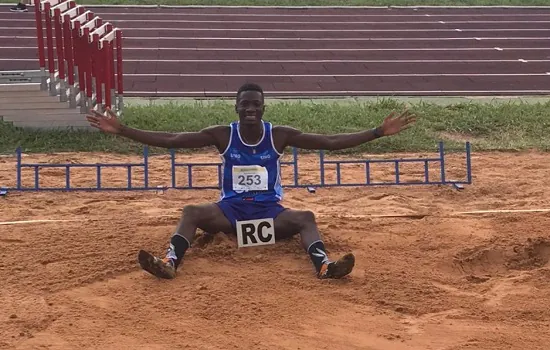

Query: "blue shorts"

xmin=216 ymin=198 xmax=287 ymax=232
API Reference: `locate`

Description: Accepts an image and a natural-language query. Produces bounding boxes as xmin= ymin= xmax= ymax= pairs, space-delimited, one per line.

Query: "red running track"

xmin=1 ymin=5 xmax=550 ymax=97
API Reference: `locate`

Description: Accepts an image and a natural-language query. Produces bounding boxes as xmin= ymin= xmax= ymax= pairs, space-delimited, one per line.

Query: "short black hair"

xmin=236 ymin=82 xmax=264 ymax=101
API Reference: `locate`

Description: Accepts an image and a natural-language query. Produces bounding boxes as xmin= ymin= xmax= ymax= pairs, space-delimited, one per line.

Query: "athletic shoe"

xmin=138 ymin=249 xmax=176 ymax=279
xmin=318 ymin=253 xmax=355 ymax=279
xmin=10 ymin=3 xmax=28 ymax=12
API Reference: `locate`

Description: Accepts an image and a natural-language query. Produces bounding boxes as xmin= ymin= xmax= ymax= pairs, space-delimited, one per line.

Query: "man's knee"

xmin=286 ymin=210 xmax=316 ymax=230
xmin=298 ymin=210 xmax=316 ymax=225
xmin=182 ymin=204 xmax=212 ymax=223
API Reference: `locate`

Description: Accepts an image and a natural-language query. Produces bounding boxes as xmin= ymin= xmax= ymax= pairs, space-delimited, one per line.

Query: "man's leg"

xmin=138 ymin=203 xmax=234 ymax=279
xmin=274 ymin=209 xmax=354 ymax=279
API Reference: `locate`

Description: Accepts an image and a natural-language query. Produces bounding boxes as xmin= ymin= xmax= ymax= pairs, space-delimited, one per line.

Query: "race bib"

xmin=232 ymin=165 xmax=268 ymax=191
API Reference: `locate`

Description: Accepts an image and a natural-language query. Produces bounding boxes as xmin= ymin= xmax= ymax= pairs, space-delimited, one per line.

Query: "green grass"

xmin=2 ymin=98 xmax=550 ymax=155
xmin=2 ymin=0 xmax=549 ymax=5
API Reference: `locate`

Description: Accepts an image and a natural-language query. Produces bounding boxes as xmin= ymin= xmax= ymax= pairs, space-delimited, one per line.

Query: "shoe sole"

xmin=138 ymin=249 xmax=175 ymax=279
xmin=326 ymin=253 xmax=355 ymax=279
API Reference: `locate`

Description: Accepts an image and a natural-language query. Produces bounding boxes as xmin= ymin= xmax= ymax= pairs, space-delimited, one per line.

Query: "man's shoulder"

xmin=199 ymin=125 xmax=232 ymax=152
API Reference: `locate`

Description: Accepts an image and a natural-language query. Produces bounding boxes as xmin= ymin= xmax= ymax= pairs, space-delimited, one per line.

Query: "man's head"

xmin=235 ymin=83 xmax=265 ymax=125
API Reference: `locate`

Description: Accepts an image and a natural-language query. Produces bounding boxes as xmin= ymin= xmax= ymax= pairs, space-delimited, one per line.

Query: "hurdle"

xmin=12 ymin=147 xmax=149 ymax=191
xmin=3 ymin=142 xmax=472 ymax=192
xmin=33 ymin=0 xmax=124 ymax=114
xmin=318 ymin=141 xmax=472 ymax=190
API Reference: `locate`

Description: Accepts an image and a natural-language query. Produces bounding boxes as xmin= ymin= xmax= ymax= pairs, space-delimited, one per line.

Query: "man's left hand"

xmin=380 ymin=109 xmax=417 ymax=136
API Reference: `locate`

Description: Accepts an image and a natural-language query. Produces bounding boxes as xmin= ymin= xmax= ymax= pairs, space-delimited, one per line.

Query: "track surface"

xmin=1 ymin=5 xmax=550 ymax=97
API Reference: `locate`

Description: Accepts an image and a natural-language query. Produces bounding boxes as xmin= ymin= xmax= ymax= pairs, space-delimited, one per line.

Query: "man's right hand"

xmin=86 ymin=107 xmax=123 ymax=134
xmin=85 ymin=107 xmax=225 ymax=151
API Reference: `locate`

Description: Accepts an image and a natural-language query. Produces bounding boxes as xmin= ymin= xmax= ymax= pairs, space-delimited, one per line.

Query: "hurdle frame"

xmin=33 ymin=0 xmax=125 ymax=115
xmin=12 ymin=147 xmax=150 ymax=192
xmin=4 ymin=142 xmax=472 ymax=192
xmin=318 ymin=141 xmax=472 ymax=189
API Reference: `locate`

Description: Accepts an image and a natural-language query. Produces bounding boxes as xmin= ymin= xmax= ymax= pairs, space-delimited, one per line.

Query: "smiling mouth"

xmin=244 ymin=115 xmax=256 ymax=121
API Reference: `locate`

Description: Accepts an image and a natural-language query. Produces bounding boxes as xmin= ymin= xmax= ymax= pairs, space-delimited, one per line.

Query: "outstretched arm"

xmin=118 ymin=125 xmax=220 ymax=149
xmin=280 ymin=110 xmax=416 ymax=151
xmin=86 ymin=107 xmax=221 ymax=149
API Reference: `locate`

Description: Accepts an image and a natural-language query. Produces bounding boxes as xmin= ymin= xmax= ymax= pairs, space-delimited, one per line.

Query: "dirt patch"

xmin=453 ymin=236 xmax=550 ymax=275
xmin=1 ymin=150 xmax=550 ymax=349
xmin=508 ymin=237 xmax=550 ymax=270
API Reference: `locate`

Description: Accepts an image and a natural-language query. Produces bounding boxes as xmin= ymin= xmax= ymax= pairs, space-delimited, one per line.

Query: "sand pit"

xmin=1 ymin=149 xmax=550 ymax=350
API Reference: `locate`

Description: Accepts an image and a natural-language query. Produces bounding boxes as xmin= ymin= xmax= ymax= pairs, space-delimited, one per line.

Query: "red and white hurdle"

xmin=34 ymin=0 xmax=124 ymax=114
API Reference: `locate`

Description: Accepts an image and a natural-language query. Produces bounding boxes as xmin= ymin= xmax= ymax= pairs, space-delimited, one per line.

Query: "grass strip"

xmin=2 ymin=98 xmax=549 ymax=155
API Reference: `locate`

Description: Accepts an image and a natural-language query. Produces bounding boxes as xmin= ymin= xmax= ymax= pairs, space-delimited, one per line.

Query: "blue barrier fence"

xmin=2 ymin=141 xmax=472 ymax=192
xmin=319 ymin=141 xmax=472 ymax=188
xmin=13 ymin=147 xmax=150 ymax=191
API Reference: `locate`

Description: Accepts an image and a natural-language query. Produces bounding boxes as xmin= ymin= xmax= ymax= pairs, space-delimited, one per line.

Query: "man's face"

xmin=235 ymin=90 xmax=264 ymax=125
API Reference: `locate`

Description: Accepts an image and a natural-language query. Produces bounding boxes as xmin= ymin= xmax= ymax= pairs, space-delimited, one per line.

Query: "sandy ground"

xmin=0 ymin=148 xmax=549 ymax=350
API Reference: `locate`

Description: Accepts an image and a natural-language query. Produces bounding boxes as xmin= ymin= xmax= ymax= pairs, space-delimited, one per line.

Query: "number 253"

xmin=238 ymin=174 xmax=261 ymax=186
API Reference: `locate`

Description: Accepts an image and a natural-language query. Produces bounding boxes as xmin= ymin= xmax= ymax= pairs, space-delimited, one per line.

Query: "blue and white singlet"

xmin=219 ymin=121 xmax=283 ymax=202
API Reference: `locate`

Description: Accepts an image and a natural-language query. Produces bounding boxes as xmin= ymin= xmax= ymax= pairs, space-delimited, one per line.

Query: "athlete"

xmin=86 ymin=83 xmax=416 ymax=280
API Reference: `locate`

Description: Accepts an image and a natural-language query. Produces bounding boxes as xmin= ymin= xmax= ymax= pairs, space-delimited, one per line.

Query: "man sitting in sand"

xmin=86 ymin=83 xmax=416 ymax=280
